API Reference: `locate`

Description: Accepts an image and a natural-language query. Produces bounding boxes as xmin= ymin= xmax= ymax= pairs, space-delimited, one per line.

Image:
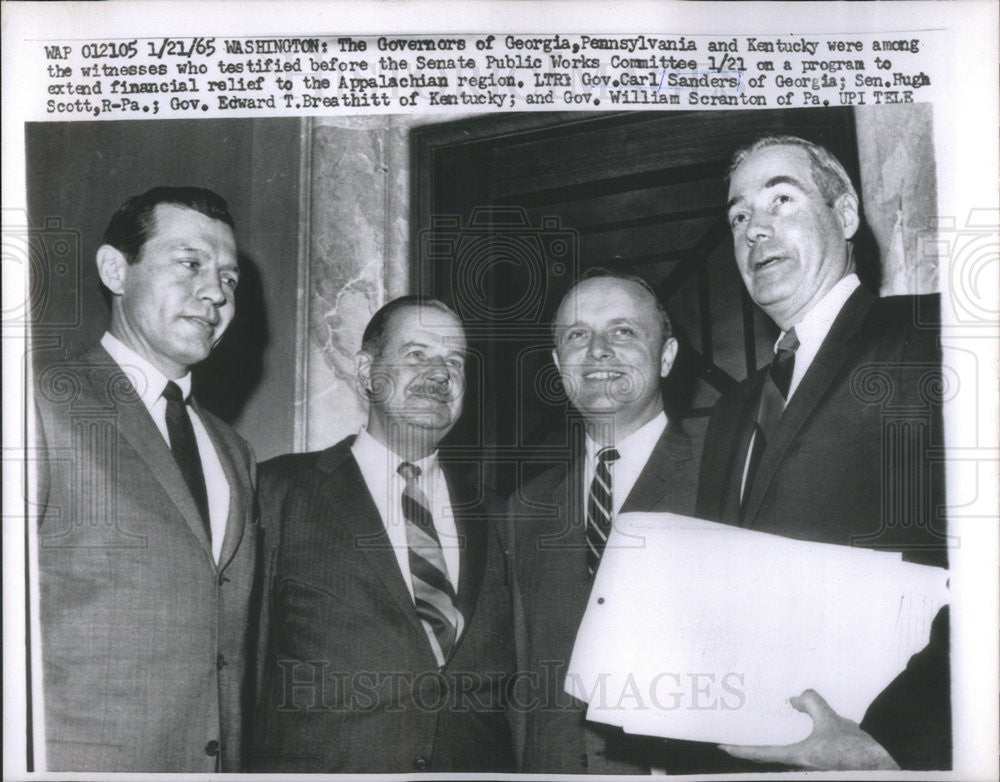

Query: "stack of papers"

xmin=565 ymin=512 xmax=950 ymax=746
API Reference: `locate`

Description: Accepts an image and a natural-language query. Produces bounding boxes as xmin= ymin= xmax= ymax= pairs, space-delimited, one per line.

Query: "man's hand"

xmin=718 ymin=689 xmax=901 ymax=771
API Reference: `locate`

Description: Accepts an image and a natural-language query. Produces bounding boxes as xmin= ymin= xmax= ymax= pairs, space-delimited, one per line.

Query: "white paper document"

xmin=565 ymin=512 xmax=950 ymax=746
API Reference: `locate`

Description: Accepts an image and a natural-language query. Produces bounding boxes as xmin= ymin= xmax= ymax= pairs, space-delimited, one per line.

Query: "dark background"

xmin=411 ymin=108 xmax=872 ymax=495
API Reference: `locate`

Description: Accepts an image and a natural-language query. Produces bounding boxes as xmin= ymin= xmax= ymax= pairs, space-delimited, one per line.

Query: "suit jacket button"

xmin=205 ymin=740 xmax=220 ymax=756
xmin=216 ymin=653 xmax=227 ymax=670
xmin=218 ymin=573 xmax=230 ymax=586
xmin=413 ymin=755 xmax=428 ymax=771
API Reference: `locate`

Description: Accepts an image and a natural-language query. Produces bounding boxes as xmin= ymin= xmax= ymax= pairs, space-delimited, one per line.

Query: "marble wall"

xmin=296 ymin=114 xmax=471 ymax=450
xmin=855 ymin=103 xmax=939 ymax=295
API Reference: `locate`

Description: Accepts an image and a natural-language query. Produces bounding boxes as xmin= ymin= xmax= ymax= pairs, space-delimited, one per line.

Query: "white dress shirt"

xmin=101 ymin=332 xmax=231 ymax=562
xmin=783 ymin=273 xmax=861 ymax=401
xmin=582 ymin=410 xmax=667 ymax=516
xmin=351 ymin=427 xmax=461 ymax=596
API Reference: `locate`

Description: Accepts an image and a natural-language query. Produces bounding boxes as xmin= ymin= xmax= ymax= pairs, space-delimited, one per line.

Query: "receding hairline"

xmin=553 ymin=275 xmax=671 ymax=341
xmin=143 ymin=203 xmax=237 ymax=240
xmin=727 ymin=171 xmax=816 ymax=211
xmin=728 ymin=135 xmax=858 ymax=206
xmin=101 ymin=185 xmax=235 ymax=265
xmin=361 ymin=298 xmax=465 ymax=357
xmin=556 ymin=275 xmax=654 ymax=312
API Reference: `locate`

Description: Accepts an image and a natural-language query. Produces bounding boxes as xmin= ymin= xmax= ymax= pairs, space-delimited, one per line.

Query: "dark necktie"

xmin=162 ymin=381 xmax=211 ymax=540
xmin=742 ymin=328 xmax=799 ymax=509
xmin=586 ymin=446 xmax=621 ymax=576
xmin=398 ymin=462 xmax=463 ymax=667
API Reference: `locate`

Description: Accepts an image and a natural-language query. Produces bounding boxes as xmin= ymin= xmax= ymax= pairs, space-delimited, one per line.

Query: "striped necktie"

xmin=398 ymin=461 xmax=464 ymax=667
xmin=586 ymin=446 xmax=621 ymax=576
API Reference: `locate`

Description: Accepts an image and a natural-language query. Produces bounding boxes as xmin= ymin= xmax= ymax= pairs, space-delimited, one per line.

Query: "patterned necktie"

xmin=586 ymin=446 xmax=621 ymax=576
xmin=743 ymin=328 xmax=800 ymax=509
xmin=398 ymin=462 xmax=463 ymax=667
xmin=162 ymin=381 xmax=211 ymax=540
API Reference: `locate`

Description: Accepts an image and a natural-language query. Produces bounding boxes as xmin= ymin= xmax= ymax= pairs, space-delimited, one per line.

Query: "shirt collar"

xmin=776 ymin=273 xmax=860 ymax=355
xmin=585 ymin=409 xmax=667 ymax=463
xmin=101 ymin=332 xmax=192 ymax=405
xmin=354 ymin=426 xmax=438 ymax=476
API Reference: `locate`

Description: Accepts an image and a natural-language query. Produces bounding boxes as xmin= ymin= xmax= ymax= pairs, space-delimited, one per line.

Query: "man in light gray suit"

xmin=34 ymin=187 xmax=257 ymax=772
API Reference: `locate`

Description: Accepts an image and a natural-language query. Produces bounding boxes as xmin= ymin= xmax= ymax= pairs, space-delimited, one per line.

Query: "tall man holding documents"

xmin=509 ymin=269 xmax=700 ymax=773
xmin=34 ymin=188 xmax=257 ymax=772
xmin=698 ymin=136 xmax=949 ymax=769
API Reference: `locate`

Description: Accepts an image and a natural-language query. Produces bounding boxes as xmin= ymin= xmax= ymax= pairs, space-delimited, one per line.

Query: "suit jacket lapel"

xmin=84 ymin=345 xmax=213 ymax=557
xmin=316 ymin=446 xmax=426 ymax=640
xmin=728 ymin=378 xmax=766 ymax=522
xmin=193 ymin=399 xmax=250 ymax=571
xmin=743 ymin=287 xmax=876 ymax=524
xmin=446 ymin=471 xmax=489 ymax=631
xmin=530 ymin=448 xmax=587 ymax=561
xmin=621 ymin=420 xmax=693 ymax=513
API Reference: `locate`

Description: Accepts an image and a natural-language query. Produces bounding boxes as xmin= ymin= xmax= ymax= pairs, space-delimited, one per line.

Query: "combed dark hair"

xmin=361 ymin=295 xmax=460 ymax=357
xmin=728 ymin=135 xmax=858 ymax=206
xmin=553 ymin=266 xmax=673 ymax=342
xmin=101 ymin=186 xmax=235 ymax=264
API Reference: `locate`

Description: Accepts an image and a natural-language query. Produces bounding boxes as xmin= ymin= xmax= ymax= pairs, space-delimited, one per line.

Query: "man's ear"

xmin=356 ymin=351 xmax=373 ymax=396
xmin=660 ymin=337 xmax=679 ymax=378
xmin=96 ymin=245 xmax=128 ymax=295
xmin=835 ymin=192 xmax=860 ymax=241
xmin=551 ymin=348 xmax=562 ymax=374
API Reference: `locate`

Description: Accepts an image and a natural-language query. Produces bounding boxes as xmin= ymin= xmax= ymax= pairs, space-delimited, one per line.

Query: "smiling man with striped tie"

xmin=508 ymin=268 xmax=700 ymax=774
xmin=251 ymin=296 xmax=515 ymax=773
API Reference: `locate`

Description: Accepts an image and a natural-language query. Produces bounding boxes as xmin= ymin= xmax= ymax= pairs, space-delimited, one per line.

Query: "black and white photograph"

xmin=2 ymin=2 xmax=997 ymax=780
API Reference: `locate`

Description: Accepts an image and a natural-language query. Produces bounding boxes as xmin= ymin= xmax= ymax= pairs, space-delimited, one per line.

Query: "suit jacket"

xmin=250 ymin=437 xmax=515 ymax=773
xmin=34 ymin=344 xmax=257 ymax=773
xmin=697 ymin=289 xmax=947 ymax=564
xmin=697 ymin=288 xmax=950 ymax=769
xmin=508 ymin=419 xmax=703 ymax=774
